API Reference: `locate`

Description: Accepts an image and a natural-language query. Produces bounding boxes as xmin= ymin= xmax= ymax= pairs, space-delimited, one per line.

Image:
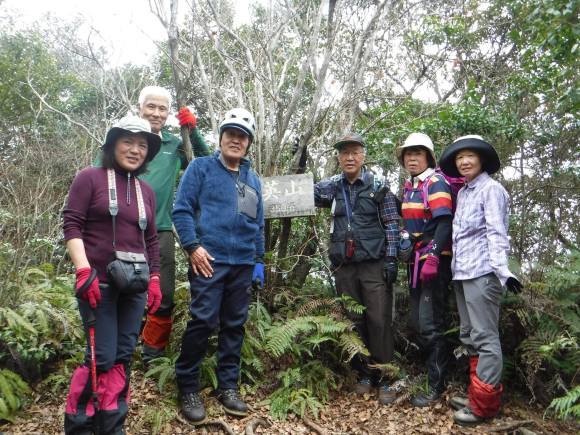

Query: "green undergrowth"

xmin=0 ymin=264 xmax=84 ymax=421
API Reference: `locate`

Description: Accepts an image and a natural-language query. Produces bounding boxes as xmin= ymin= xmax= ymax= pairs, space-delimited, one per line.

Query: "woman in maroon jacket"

xmin=63 ymin=116 xmax=162 ymax=434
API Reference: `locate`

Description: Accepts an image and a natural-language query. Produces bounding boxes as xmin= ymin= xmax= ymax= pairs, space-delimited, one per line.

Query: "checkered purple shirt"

xmin=451 ymin=172 xmax=514 ymax=285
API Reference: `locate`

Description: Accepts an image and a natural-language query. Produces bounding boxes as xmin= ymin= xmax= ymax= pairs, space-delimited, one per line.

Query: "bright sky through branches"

xmin=2 ymin=0 xmax=253 ymax=66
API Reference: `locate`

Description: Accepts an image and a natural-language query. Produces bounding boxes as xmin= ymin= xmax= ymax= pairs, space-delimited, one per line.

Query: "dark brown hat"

xmin=333 ymin=132 xmax=365 ymax=150
xmin=439 ymin=135 xmax=501 ymax=177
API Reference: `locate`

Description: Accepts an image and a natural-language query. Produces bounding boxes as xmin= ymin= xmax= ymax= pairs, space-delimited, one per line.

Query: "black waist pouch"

xmin=106 ymin=251 xmax=149 ymax=294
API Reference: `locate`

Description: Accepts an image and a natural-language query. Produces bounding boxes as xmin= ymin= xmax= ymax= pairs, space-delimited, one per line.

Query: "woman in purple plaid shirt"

xmin=439 ymin=135 xmax=523 ymax=427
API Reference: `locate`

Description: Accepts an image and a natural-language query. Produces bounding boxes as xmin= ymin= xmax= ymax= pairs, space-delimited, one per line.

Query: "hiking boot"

xmin=453 ymin=406 xmax=490 ymax=426
xmin=449 ymin=395 xmax=468 ymax=410
xmin=214 ymin=389 xmax=248 ymax=416
xmin=353 ymin=377 xmax=372 ymax=395
xmin=410 ymin=387 xmax=443 ymax=407
xmin=180 ymin=392 xmax=206 ymax=424
xmin=378 ymin=384 xmax=397 ymax=405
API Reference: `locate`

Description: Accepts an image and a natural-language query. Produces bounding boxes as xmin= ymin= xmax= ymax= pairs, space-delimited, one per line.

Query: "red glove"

xmin=176 ymin=107 xmax=197 ymax=129
xmin=147 ymin=273 xmax=162 ymax=314
xmin=420 ymin=255 xmax=439 ymax=283
xmin=75 ymin=267 xmax=101 ymax=309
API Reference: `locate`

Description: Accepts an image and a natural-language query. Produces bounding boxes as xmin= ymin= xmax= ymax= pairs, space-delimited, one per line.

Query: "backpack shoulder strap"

xmin=421 ymin=170 xmax=451 ymax=210
xmin=421 ymin=173 xmax=434 ymax=210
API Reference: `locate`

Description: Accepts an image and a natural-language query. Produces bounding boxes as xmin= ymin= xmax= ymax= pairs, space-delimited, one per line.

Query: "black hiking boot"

xmin=180 ymin=392 xmax=206 ymax=424
xmin=410 ymin=387 xmax=443 ymax=407
xmin=214 ymin=389 xmax=248 ymax=416
xmin=378 ymin=383 xmax=397 ymax=405
xmin=353 ymin=377 xmax=372 ymax=395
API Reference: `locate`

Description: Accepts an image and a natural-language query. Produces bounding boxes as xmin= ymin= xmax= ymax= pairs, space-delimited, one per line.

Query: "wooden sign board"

xmin=262 ymin=173 xmax=315 ymax=219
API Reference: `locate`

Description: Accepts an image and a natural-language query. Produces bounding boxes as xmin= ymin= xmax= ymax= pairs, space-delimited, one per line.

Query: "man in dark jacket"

xmin=172 ymin=108 xmax=265 ymax=423
xmin=314 ymin=133 xmax=400 ymax=405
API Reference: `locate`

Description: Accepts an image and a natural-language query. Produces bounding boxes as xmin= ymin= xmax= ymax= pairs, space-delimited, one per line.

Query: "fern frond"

xmin=265 ymin=316 xmax=317 ymax=357
xmin=339 ymin=331 xmax=370 ymax=362
xmin=296 ymin=298 xmax=338 ymax=316
xmin=337 ymin=294 xmax=366 ymax=315
xmin=289 ymin=388 xmax=323 ymax=419
xmin=312 ymin=315 xmax=349 ymax=335
xmin=0 ymin=307 xmax=37 ymax=334
xmin=549 ymin=385 xmax=580 ymax=419
xmin=368 ymin=362 xmax=401 ymax=380
xmin=0 ymin=369 xmax=30 ymax=422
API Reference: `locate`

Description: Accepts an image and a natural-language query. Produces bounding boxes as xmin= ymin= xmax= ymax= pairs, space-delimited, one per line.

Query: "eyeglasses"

xmin=338 ymin=150 xmax=364 ymax=158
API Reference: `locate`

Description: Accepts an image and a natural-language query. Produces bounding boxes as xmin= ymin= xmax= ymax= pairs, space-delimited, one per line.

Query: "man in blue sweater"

xmin=172 ymin=108 xmax=265 ymax=423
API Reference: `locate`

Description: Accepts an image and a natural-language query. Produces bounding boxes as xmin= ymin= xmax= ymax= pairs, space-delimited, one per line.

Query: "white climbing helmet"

xmin=219 ymin=108 xmax=256 ymax=143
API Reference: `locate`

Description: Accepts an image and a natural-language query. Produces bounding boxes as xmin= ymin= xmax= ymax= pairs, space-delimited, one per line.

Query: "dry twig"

xmin=303 ymin=416 xmax=328 ymax=435
xmin=206 ymin=419 xmax=236 ymax=435
xmin=487 ymin=419 xmax=535 ymax=433
xmin=245 ymin=417 xmax=271 ymax=435
xmin=174 ymin=415 xmax=235 ymax=435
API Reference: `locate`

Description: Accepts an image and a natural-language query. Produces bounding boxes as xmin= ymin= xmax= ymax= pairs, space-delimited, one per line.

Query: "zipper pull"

xmin=127 ymin=172 xmax=131 ymax=205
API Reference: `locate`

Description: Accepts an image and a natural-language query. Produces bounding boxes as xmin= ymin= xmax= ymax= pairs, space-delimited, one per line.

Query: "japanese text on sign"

xmin=262 ymin=173 xmax=315 ymax=219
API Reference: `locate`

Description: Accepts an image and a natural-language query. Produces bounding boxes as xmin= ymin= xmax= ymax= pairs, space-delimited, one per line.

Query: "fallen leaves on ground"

xmin=1 ymin=370 xmax=578 ymax=434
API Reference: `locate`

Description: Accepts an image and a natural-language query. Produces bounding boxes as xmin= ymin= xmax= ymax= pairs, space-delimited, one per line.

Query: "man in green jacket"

xmin=136 ymin=86 xmax=211 ymax=363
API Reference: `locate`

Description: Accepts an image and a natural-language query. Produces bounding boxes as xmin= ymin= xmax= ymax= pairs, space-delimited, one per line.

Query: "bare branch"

xmin=26 ymin=69 xmax=101 ymax=144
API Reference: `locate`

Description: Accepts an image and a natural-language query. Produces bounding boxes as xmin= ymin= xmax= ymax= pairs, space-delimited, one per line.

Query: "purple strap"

xmin=411 ymin=241 xmax=433 ymax=288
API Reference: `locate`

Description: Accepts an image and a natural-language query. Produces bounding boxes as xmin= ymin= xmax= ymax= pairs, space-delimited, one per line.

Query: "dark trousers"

xmin=65 ymin=284 xmax=145 ymax=434
xmin=408 ymin=256 xmax=451 ymax=392
xmin=79 ymin=284 xmax=146 ymax=370
xmin=334 ymin=259 xmax=393 ymax=380
xmin=175 ymin=263 xmax=253 ymax=393
xmin=156 ymin=230 xmax=176 ymax=317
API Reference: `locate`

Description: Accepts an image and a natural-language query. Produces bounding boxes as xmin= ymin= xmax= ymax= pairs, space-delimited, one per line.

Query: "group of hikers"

xmin=62 ymin=85 xmax=521 ymax=434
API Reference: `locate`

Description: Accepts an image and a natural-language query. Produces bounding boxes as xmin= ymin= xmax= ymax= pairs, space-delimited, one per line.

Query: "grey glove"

xmin=383 ymin=259 xmax=398 ymax=286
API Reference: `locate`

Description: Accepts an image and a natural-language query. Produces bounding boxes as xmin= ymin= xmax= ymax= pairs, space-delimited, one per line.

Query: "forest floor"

xmin=1 ymin=369 xmax=578 ymax=435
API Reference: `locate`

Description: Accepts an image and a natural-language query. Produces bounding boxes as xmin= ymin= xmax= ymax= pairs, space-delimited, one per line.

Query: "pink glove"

xmin=176 ymin=107 xmax=197 ymax=129
xmin=75 ymin=267 xmax=101 ymax=309
xmin=147 ymin=273 xmax=162 ymax=314
xmin=420 ymin=255 xmax=439 ymax=283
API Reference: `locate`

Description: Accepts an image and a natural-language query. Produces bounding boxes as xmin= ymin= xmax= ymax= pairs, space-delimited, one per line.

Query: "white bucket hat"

xmin=102 ymin=115 xmax=161 ymax=162
xmin=395 ymin=132 xmax=436 ymax=167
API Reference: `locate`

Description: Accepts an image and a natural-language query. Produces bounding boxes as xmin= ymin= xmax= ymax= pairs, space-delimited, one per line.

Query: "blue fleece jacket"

xmin=173 ymin=151 xmax=265 ymax=265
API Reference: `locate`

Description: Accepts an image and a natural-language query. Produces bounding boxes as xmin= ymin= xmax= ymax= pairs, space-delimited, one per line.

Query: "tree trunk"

xmin=289 ymin=218 xmax=319 ymax=289
xmin=167 ymin=0 xmax=193 ymax=161
xmin=274 ymin=141 xmax=310 ymax=287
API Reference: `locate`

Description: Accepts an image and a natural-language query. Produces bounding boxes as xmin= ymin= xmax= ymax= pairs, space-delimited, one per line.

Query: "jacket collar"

xmin=465 ymin=171 xmax=490 ymax=189
xmin=214 ymin=150 xmax=251 ymax=172
xmin=341 ymin=167 xmax=366 ymax=185
xmin=411 ymin=167 xmax=435 ymax=188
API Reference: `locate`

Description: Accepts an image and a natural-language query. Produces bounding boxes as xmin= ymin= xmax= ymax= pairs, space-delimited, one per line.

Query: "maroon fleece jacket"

xmin=63 ymin=166 xmax=160 ymax=283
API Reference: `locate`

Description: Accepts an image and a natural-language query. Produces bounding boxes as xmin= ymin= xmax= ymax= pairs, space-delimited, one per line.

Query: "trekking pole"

xmin=75 ymin=269 xmax=100 ymax=433
xmin=86 ymin=307 xmax=99 ymax=422
xmin=252 ymin=274 xmax=264 ymax=319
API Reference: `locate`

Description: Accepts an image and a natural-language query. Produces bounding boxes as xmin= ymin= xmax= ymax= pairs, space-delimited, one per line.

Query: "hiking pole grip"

xmin=75 ymin=268 xmax=97 ymax=326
